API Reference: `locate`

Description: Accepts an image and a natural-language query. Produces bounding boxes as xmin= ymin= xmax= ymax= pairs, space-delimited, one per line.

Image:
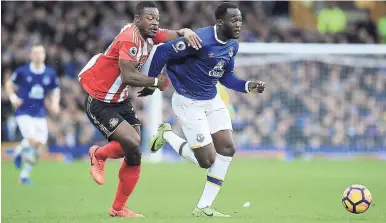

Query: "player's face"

xmin=30 ymin=46 xmax=46 ymax=64
xmin=222 ymin=8 xmax=242 ymax=39
xmin=137 ymin=8 xmax=160 ymax=38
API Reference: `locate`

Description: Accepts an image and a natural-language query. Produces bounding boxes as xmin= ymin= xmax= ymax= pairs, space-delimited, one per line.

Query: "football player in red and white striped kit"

xmin=78 ymin=1 xmax=202 ymax=218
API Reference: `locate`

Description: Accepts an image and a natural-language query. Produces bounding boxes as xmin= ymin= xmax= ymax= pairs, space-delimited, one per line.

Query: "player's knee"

xmin=120 ymin=135 xmax=141 ymax=166
xmin=124 ymin=150 xmax=142 ymax=166
xmin=27 ymin=138 xmax=41 ymax=148
xmin=25 ymin=159 xmax=37 ymax=166
xmin=198 ymin=153 xmax=216 ymax=169
xmin=198 ymin=157 xmax=215 ymax=169
xmin=24 ymin=148 xmax=39 ymax=165
xmin=218 ymin=145 xmax=236 ymax=157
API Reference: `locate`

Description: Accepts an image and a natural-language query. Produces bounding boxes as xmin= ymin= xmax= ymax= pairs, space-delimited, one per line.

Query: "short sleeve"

xmin=152 ymin=28 xmax=170 ymax=44
xmin=118 ymin=41 xmax=139 ymax=62
xmin=11 ymin=68 xmax=21 ymax=85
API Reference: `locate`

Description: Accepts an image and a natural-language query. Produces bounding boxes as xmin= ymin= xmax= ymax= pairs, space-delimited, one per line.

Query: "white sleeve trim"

xmin=52 ymin=88 xmax=61 ymax=93
xmin=245 ymin=81 xmax=250 ymax=93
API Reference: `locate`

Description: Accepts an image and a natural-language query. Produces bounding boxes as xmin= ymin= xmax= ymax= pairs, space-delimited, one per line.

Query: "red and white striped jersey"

xmin=78 ymin=23 xmax=169 ymax=103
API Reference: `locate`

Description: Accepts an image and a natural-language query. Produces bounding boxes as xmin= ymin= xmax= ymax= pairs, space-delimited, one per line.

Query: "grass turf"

xmin=2 ymin=158 xmax=385 ymax=223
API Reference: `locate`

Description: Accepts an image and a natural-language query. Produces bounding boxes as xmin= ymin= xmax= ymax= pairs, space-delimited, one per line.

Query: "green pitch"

xmin=2 ymin=158 xmax=385 ymax=223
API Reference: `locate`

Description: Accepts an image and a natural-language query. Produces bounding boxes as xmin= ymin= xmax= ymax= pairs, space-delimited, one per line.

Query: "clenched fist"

xmin=248 ymin=81 xmax=265 ymax=93
xmin=137 ymin=74 xmax=170 ymax=97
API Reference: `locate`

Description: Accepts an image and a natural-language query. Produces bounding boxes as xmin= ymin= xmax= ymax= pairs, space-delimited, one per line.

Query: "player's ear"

xmin=216 ymin=19 xmax=223 ymax=27
xmin=134 ymin=14 xmax=140 ymax=24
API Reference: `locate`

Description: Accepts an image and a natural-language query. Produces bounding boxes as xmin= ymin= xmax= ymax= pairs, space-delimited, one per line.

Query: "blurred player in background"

xmin=140 ymin=2 xmax=265 ymax=217
xmin=78 ymin=1 xmax=201 ymax=218
xmin=5 ymin=44 xmax=60 ymax=185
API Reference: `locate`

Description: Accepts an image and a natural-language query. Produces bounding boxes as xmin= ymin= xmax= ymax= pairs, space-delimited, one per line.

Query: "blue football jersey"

xmin=11 ymin=63 xmax=59 ymax=117
xmin=149 ymin=26 xmax=247 ymax=100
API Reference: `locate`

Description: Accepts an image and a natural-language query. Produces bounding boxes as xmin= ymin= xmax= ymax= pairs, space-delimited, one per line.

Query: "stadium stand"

xmin=2 ymin=1 xmax=385 ymax=159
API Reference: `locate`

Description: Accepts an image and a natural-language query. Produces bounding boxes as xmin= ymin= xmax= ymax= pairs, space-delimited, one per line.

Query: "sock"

xmin=112 ymin=162 xmax=141 ymax=211
xmin=20 ymin=162 xmax=33 ymax=179
xmin=197 ymin=153 xmax=233 ymax=208
xmin=95 ymin=141 xmax=124 ymax=160
xmin=14 ymin=139 xmax=30 ymax=157
xmin=24 ymin=147 xmax=38 ymax=163
xmin=163 ymin=131 xmax=199 ymax=166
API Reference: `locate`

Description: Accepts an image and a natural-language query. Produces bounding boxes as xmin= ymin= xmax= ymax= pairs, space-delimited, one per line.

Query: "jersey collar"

xmin=213 ymin=25 xmax=227 ymax=44
xmin=29 ymin=63 xmax=46 ymax=74
xmin=133 ymin=24 xmax=148 ymax=43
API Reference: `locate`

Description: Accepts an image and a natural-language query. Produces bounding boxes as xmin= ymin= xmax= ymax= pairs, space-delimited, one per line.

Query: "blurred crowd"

xmin=2 ymin=1 xmax=386 ymax=151
xmin=229 ymin=62 xmax=386 ymax=150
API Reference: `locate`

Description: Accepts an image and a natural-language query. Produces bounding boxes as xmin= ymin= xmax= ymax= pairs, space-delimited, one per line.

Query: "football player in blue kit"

xmin=138 ymin=2 xmax=265 ymax=217
xmin=5 ymin=45 xmax=60 ymax=184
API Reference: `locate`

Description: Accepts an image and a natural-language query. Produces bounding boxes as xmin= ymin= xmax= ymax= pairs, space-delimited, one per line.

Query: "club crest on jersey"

xmin=196 ymin=133 xmax=205 ymax=143
xmin=43 ymin=76 xmax=51 ymax=85
xmin=208 ymin=60 xmax=225 ymax=78
xmin=109 ymin=118 xmax=119 ymax=128
xmin=129 ymin=46 xmax=138 ymax=56
xmin=27 ymin=76 xmax=32 ymax=83
xmin=229 ymin=47 xmax=234 ymax=57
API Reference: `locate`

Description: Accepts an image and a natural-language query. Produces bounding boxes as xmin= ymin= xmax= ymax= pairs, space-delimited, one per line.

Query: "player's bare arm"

xmin=48 ymin=88 xmax=61 ymax=115
xmin=119 ymin=59 xmax=169 ymax=91
xmin=5 ymin=77 xmax=22 ymax=108
xmin=166 ymin=28 xmax=202 ymax=49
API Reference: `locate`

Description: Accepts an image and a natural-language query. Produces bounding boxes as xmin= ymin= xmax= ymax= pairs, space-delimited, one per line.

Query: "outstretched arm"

xmin=153 ymin=28 xmax=202 ymax=49
xmin=219 ymin=58 xmax=265 ymax=93
xmin=148 ymin=37 xmax=200 ymax=77
xmin=137 ymin=37 xmax=200 ymax=97
xmin=219 ymin=73 xmax=249 ymax=93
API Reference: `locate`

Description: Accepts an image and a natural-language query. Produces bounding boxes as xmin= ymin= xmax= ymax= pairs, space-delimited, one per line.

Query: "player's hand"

xmin=49 ymin=103 xmax=60 ymax=115
xmin=137 ymin=87 xmax=156 ymax=97
xmin=156 ymin=74 xmax=170 ymax=91
xmin=9 ymin=94 xmax=23 ymax=108
xmin=248 ymin=81 xmax=265 ymax=93
xmin=182 ymin=28 xmax=202 ymax=50
xmin=137 ymin=75 xmax=169 ymax=97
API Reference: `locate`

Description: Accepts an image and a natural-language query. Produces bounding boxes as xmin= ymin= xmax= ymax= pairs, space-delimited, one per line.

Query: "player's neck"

xmin=32 ymin=62 xmax=43 ymax=70
xmin=134 ymin=24 xmax=149 ymax=40
xmin=215 ymin=26 xmax=229 ymax=43
xmin=138 ymin=31 xmax=148 ymax=40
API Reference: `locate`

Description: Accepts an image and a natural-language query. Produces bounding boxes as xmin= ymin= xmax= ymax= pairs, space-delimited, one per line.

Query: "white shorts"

xmin=15 ymin=115 xmax=48 ymax=144
xmin=172 ymin=92 xmax=232 ymax=149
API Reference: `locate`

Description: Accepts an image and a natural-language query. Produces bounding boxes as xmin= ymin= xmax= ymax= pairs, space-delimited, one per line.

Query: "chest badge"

xmin=229 ymin=47 xmax=234 ymax=58
xmin=43 ymin=76 xmax=51 ymax=85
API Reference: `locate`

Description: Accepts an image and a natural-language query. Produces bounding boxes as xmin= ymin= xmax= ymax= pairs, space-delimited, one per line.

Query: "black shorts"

xmin=84 ymin=94 xmax=141 ymax=141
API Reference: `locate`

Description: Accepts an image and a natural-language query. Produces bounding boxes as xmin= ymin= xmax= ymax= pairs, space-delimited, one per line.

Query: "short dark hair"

xmin=215 ymin=2 xmax=238 ymax=20
xmin=135 ymin=1 xmax=157 ymax=15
